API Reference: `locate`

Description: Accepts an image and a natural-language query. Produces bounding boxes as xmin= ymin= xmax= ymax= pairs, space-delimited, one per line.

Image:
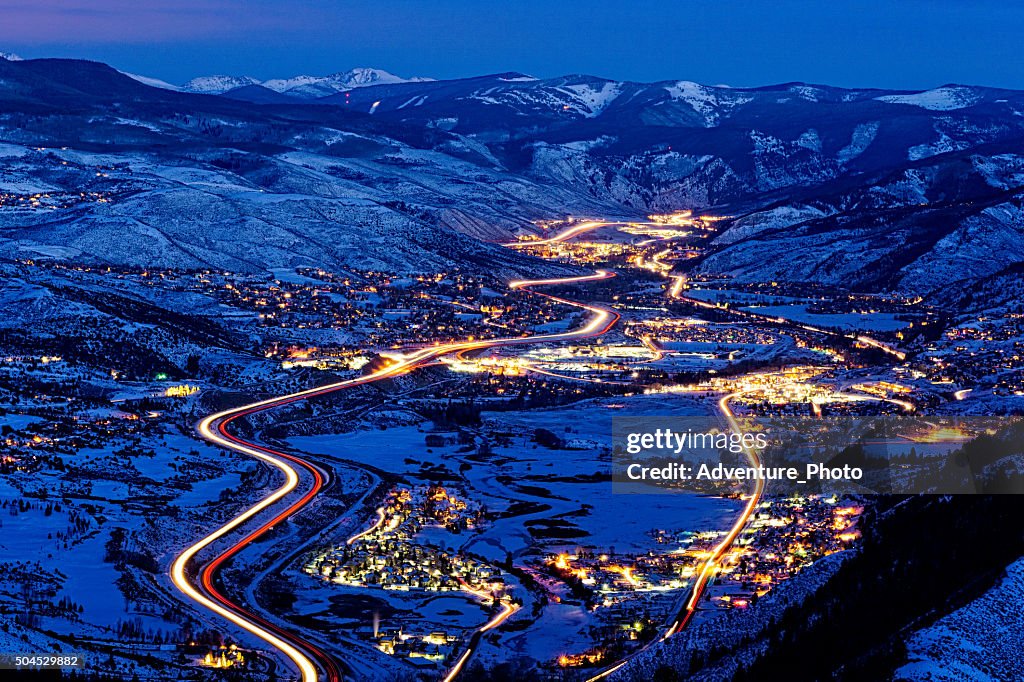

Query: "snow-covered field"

xmin=286 ymin=391 xmax=746 ymax=670
xmin=741 ymin=303 xmax=911 ymax=332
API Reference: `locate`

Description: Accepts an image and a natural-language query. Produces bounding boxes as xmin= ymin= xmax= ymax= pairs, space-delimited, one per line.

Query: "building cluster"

xmin=1 ymin=410 xmax=152 ymax=476
xmin=537 ymin=549 xmax=673 ymax=668
xmin=0 ymin=190 xmax=113 ymax=211
xmin=199 ymin=644 xmax=246 ymax=669
xmin=545 ymin=494 xmax=863 ymax=670
xmin=15 ymin=260 xmax=587 ymax=367
xmin=631 ymin=318 xmax=778 ymax=345
xmin=303 ymin=483 xmax=495 ymax=589
xmin=520 ymin=240 xmax=634 ymax=264
xmin=917 ymin=312 xmax=1024 ymax=394
xmin=711 ymin=495 xmax=863 ymax=608
xmin=371 ymin=628 xmax=458 ymax=665
xmin=303 ymin=485 xmax=504 ymax=665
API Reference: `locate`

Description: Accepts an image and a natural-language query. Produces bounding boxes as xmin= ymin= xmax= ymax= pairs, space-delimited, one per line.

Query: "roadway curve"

xmin=663 ymin=393 xmax=764 ymax=636
xmin=585 ymin=392 xmax=763 ymax=681
xmin=172 ymin=270 xmax=620 ymax=682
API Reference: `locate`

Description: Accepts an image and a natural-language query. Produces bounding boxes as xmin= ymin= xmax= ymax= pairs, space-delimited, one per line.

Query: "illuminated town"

xmin=2 ymin=31 xmax=1024 ymax=682
xmin=3 ymin=206 xmax=1020 ymax=681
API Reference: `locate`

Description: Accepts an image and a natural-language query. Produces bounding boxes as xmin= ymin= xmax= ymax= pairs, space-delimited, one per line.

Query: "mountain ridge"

xmin=1 ymin=55 xmax=1023 ymax=297
xmin=124 ymin=66 xmax=435 ymax=98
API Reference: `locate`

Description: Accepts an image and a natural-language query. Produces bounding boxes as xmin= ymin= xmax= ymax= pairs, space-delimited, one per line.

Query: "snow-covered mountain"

xmin=0 ymin=58 xmax=609 ymax=276
xmin=181 ymin=74 xmax=260 ymax=94
xmin=897 ymin=557 xmax=1024 ymax=682
xmin=4 ymin=55 xmax=1024 ymax=296
xmin=151 ymin=67 xmax=434 ymax=98
xmin=692 ymin=150 xmax=1024 ymax=296
xmin=0 ymin=52 xmax=22 ymax=61
xmin=124 ymin=72 xmax=181 ymax=91
xmin=262 ymin=67 xmax=433 ymax=97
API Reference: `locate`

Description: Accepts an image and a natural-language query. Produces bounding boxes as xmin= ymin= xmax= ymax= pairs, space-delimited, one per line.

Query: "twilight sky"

xmin=2 ymin=1 xmax=1023 ymax=89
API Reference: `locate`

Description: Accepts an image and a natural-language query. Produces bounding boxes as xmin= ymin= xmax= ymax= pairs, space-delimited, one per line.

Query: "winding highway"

xmin=171 ymin=268 xmax=620 ymax=682
xmin=173 ymin=217 xmax=837 ymax=681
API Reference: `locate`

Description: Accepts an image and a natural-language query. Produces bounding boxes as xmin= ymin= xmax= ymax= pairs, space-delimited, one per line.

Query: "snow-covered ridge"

xmin=876 ymin=86 xmax=981 ymax=111
xmin=262 ymin=68 xmax=433 ymax=97
xmin=560 ymin=82 xmax=622 ymax=118
xmin=182 ymin=74 xmax=260 ymax=94
xmin=124 ymin=73 xmax=182 ymax=91
xmin=126 ymin=67 xmax=433 ymax=98
xmin=664 ymin=80 xmax=753 ymax=126
xmin=0 ymin=52 xmax=23 ymax=61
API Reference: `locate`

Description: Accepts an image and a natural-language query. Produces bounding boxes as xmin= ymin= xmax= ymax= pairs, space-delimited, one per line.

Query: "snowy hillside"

xmin=616 ymin=553 xmax=850 ymax=681
xmin=0 ymin=58 xmax=620 ymax=274
xmin=695 ymin=151 xmax=1024 ymax=294
xmin=896 ymin=558 xmax=1024 ymax=682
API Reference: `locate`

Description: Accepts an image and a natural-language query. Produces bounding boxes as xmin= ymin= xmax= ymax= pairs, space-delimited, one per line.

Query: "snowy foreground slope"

xmin=614 ymin=554 xmax=849 ymax=681
xmin=896 ymin=558 xmax=1024 ymax=682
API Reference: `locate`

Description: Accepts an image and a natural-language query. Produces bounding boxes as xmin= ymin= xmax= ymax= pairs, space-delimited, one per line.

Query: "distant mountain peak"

xmin=262 ymin=67 xmax=433 ymax=96
xmin=875 ymin=85 xmax=982 ymax=111
xmin=0 ymin=52 xmax=23 ymax=61
xmin=182 ymin=74 xmax=260 ymax=94
xmin=141 ymin=67 xmax=439 ymax=98
xmin=332 ymin=66 xmax=433 ymax=87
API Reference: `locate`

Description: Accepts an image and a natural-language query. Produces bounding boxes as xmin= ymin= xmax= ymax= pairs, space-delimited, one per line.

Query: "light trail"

xmin=853 ymin=334 xmax=907 ymax=361
xmin=504 ymin=219 xmax=684 ymax=248
xmin=504 ymin=220 xmax=610 ymax=247
xmin=639 ymin=334 xmax=663 ymax=362
xmin=669 ymin=393 xmax=763 ymax=630
xmin=170 ymin=456 xmax=321 ymax=682
xmin=641 ymin=247 xmax=674 ymax=273
xmin=346 ymin=507 xmax=386 ymax=545
xmin=585 ymin=391 xmax=762 ymax=682
xmin=441 ymin=649 xmax=473 ymax=682
xmin=437 ymin=581 xmax=517 ymax=682
xmin=525 ymin=364 xmax=630 ymax=386
xmin=175 ymin=269 xmax=622 ymax=682
xmin=608 ymin=565 xmax=640 ymax=587
xmin=668 ymin=275 xmax=687 ymax=299
xmin=457 ymin=579 xmax=519 ymax=632
xmin=836 ymin=391 xmax=915 ymax=413
xmin=174 ymin=358 xmax=434 ymax=682
xmin=509 ymin=269 xmax=614 ymax=291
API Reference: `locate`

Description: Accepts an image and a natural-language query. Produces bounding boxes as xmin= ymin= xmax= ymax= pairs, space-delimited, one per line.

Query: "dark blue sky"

xmin=2 ymin=1 xmax=1023 ymax=89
